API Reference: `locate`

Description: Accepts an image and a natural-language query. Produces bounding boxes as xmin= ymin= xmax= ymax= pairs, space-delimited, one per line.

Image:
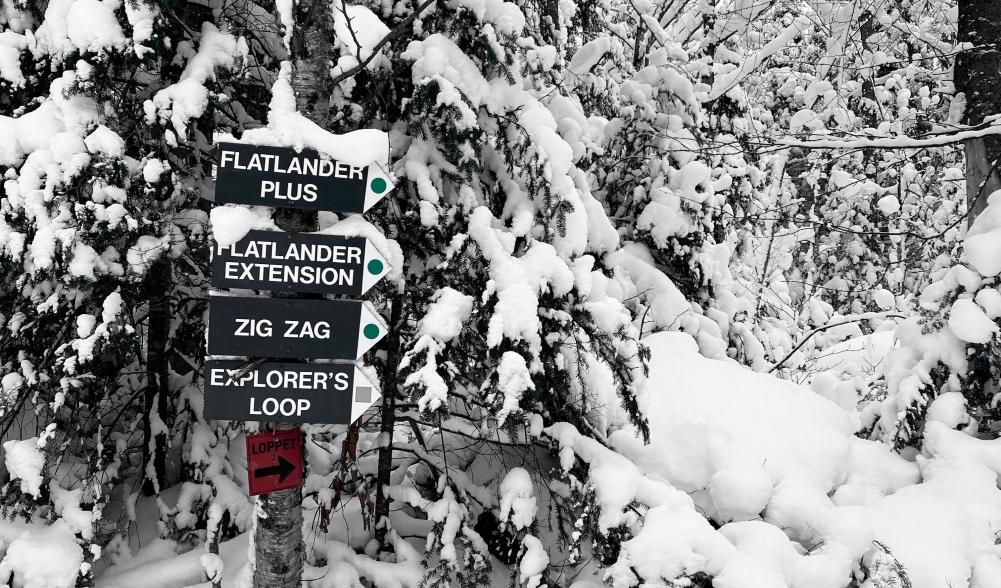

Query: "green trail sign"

xmin=207 ymin=295 xmax=386 ymax=360
xmin=212 ymin=230 xmax=391 ymax=296
xmin=205 ymin=360 xmax=380 ymax=424
xmin=214 ymin=142 xmax=393 ymax=213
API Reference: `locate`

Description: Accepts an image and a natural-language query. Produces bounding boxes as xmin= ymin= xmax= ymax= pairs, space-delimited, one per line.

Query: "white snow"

xmin=948 ymin=298 xmax=998 ymax=344
xmin=229 ymin=62 xmax=390 ymax=168
xmin=519 ymin=535 xmax=549 ymax=588
xmin=141 ymin=158 xmax=166 ymax=183
xmin=126 ymin=235 xmax=167 ymax=276
xmin=34 ymin=0 xmax=127 ymax=58
xmin=0 ymin=30 xmax=29 ymax=86
xmin=123 ymin=0 xmax=158 ymax=55
xmin=542 ymin=331 xmax=1001 ymax=588
xmin=612 ymin=333 xmax=858 ymax=502
xmin=975 ymin=287 xmax=1001 ymax=318
xmin=708 ymin=466 xmax=774 ymax=522
xmin=332 ymin=1 xmax=390 ymax=64
xmin=0 ymin=520 xmax=83 ymax=588
xmin=50 ymin=484 xmax=94 ymax=539
xmin=209 ymin=206 xmax=276 ymax=248
xmin=419 ymin=287 xmax=474 ymax=342
xmin=876 ymin=194 xmax=901 ymax=215
xmin=1 ymin=372 xmax=24 ymax=395
xmin=83 ymin=125 xmax=125 ymax=157
xmin=146 ymin=23 xmax=247 ymax=137
xmin=872 ymin=288 xmax=895 ymax=310
xmin=498 ymin=467 xmax=537 ymax=530
xmin=3 ymin=437 xmax=45 ymax=497
xmin=964 ymin=228 xmax=1001 ymax=277
xmin=495 ymin=351 xmax=533 ymax=424
xmin=925 ymin=392 xmax=969 ymax=429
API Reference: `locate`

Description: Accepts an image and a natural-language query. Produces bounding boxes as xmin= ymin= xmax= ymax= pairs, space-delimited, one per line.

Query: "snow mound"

xmin=612 ymin=332 xmax=860 ymax=506
xmin=602 ymin=331 xmax=1001 ymax=588
xmin=948 ymin=298 xmax=998 ymax=344
xmin=0 ymin=521 xmax=83 ymax=588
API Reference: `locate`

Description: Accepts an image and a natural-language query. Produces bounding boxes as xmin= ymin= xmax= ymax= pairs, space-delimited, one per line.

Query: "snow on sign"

xmin=205 ymin=360 xmax=381 ymax=425
xmin=245 ymin=429 xmax=303 ymax=496
xmin=214 ymin=142 xmax=393 ymax=213
xmin=207 ymin=295 xmax=387 ymax=360
xmin=212 ymin=230 xmax=391 ymax=296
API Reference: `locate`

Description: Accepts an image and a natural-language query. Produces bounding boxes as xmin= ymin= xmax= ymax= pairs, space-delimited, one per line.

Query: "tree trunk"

xmin=955 ymin=0 xmax=1001 ymax=223
xmin=374 ymin=297 xmax=404 ymax=548
xmin=251 ymin=1 xmax=327 ymax=585
xmin=253 ymin=208 xmax=317 ymax=588
xmin=253 ymin=469 xmax=304 ymax=587
xmin=142 ymin=256 xmax=171 ymax=496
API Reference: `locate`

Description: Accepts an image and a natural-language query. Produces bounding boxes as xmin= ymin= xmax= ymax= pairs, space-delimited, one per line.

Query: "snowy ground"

xmin=83 ymin=331 xmax=1001 ymax=588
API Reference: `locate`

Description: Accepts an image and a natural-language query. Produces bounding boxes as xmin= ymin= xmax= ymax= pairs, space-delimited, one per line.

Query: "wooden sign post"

xmin=207 ymin=139 xmax=394 ymax=588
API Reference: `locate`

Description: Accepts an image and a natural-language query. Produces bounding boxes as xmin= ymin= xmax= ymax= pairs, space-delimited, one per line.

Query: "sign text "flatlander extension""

xmin=214 ymin=142 xmax=393 ymax=213
xmin=212 ymin=230 xmax=390 ymax=296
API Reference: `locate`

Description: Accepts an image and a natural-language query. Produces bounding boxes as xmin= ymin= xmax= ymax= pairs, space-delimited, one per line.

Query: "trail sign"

xmin=246 ymin=429 xmax=303 ymax=496
xmin=205 ymin=360 xmax=381 ymax=424
xmin=207 ymin=295 xmax=386 ymax=360
xmin=214 ymin=142 xmax=393 ymax=213
xmin=212 ymin=230 xmax=391 ymax=296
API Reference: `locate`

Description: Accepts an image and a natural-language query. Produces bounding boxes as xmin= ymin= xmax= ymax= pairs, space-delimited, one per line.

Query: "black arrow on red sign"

xmin=254 ymin=456 xmax=296 ymax=483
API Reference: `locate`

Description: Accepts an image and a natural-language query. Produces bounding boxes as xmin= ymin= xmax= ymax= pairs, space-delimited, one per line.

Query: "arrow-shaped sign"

xmin=212 ymin=230 xmax=391 ymax=296
xmin=245 ymin=429 xmax=303 ymax=496
xmin=214 ymin=142 xmax=393 ymax=213
xmin=204 ymin=360 xmax=382 ymax=424
xmin=207 ymin=295 xmax=387 ymax=360
xmin=254 ymin=456 xmax=295 ymax=483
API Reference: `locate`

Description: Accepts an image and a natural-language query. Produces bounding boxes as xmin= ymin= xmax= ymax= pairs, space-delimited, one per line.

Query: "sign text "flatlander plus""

xmin=214 ymin=142 xmax=393 ymax=213
xmin=212 ymin=230 xmax=390 ymax=296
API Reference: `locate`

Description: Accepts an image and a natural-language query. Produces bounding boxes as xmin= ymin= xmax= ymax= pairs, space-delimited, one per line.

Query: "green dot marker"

xmin=363 ymin=324 xmax=380 ymax=339
xmin=370 ymin=177 xmax=387 ymax=194
xmin=367 ymin=259 xmax=384 ymax=275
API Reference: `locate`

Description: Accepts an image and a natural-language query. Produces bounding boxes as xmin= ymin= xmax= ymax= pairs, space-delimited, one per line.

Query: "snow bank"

xmin=569 ymin=331 xmax=1001 ymax=588
xmin=612 ymin=332 xmax=860 ymax=505
xmin=95 ymin=331 xmax=1001 ymax=588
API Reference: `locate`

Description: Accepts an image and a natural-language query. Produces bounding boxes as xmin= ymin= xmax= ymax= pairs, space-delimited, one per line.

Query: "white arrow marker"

xmin=350 ymin=366 xmax=382 ymax=424
xmin=355 ymin=301 xmax=389 ymax=359
xmin=363 ymin=162 xmax=395 ymax=212
xmin=360 ymin=242 xmax=391 ymax=295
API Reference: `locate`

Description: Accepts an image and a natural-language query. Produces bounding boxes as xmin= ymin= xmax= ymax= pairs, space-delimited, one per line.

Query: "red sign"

xmin=246 ymin=429 xmax=303 ymax=496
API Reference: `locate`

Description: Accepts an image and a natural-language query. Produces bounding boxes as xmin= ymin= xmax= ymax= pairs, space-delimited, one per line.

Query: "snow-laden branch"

xmin=773 ymin=121 xmax=1001 ymax=150
xmin=705 ymin=15 xmax=812 ymax=102
xmin=769 ymin=312 xmax=906 ymax=373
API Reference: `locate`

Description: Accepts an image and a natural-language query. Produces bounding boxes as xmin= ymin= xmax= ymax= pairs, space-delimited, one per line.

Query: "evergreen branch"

xmin=328 ymin=0 xmax=437 ymax=88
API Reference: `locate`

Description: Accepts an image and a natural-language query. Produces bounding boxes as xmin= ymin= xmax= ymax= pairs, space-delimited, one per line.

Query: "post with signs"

xmin=207 ymin=136 xmax=394 ymax=588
